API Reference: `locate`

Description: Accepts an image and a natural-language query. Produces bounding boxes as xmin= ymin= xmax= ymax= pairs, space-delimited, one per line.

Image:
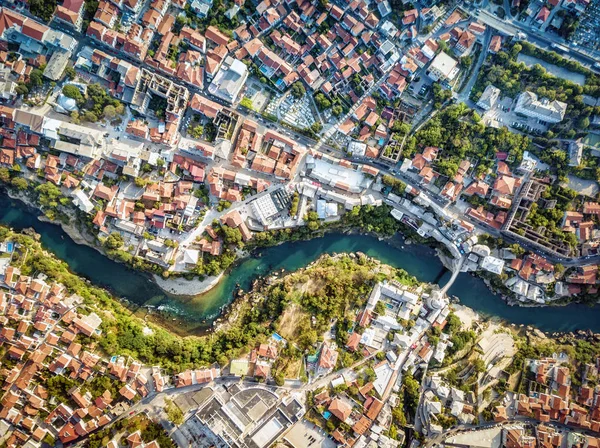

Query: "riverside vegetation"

xmin=0 ymin=224 xmax=429 ymax=375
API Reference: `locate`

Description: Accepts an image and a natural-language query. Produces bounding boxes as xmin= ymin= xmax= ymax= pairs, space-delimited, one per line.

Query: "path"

xmin=456 ymin=27 xmax=492 ymax=104
xmin=441 ymin=256 xmax=465 ymax=295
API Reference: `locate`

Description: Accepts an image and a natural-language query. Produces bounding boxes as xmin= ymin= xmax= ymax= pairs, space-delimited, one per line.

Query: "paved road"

xmin=462 ymin=5 xmax=600 ymax=73
xmin=456 ymin=27 xmax=492 ymax=104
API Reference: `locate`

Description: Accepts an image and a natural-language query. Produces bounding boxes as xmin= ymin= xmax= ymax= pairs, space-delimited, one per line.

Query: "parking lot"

xmin=482 ymin=97 xmax=548 ymax=134
xmin=407 ymin=74 xmax=433 ymax=101
xmin=284 ymin=419 xmax=337 ymax=448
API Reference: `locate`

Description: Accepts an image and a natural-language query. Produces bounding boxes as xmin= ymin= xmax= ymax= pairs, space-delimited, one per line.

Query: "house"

xmin=427 ymin=52 xmax=459 ymax=82
xmin=317 ymin=342 xmax=338 ymax=375
xmin=536 ymin=6 xmax=551 ymax=25
xmin=489 ymin=35 xmax=502 ymax=53
xmin=455 ymin=30 xmax=476 ymax=56
xmin=55 ymin=0 xmax=85 ymax=30
xmin=476 ymin=85 xmax=500 ymax=111
xmin=257 ymin=343 xmax=278 ymax=360
xmin=328 ymin=397 xmax=353 ymax=422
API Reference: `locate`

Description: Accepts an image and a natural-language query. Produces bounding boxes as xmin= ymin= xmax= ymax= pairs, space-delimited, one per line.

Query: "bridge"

xmin=440 ymin=256 xmax=465 ymax=295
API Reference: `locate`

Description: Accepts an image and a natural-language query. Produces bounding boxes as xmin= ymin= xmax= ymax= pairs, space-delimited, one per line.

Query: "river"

xmin=2 ymin=194 xmax=600 ymax=333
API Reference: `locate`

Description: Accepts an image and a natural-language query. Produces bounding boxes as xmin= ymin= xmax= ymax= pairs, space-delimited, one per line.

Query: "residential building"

xmin=477 ymin=85 xmax=500 ymax=111
xmin=514 ymin=91 xmax=567 ymax=124
xmin=207 ymin=56 xmax=248 ymax=104
xmin=427 ymin=52 xmax=459 ymax=82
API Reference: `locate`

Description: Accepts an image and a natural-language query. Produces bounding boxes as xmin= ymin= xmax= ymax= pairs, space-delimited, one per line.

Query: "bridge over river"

xmin=440 ymin=256 xmax=466 ymax=295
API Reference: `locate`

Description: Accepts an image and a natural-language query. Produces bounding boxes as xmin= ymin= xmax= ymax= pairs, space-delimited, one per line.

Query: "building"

xmin=476 ymin=85 xmax=500 ymax=111
xmin=43 ymin=50 xmax=72 ymax=81
xmin=207 ymin=56 xmax=248 ymax=104
xmin=427 ymin=52 xmax=459 ymax=82
xmin=45 ymin=119 xmax=106 ymax=158
xmin=455 ymin=30 xmax=476 ymax=56
xmin=514 ymin=91 xmax=567 ymax=124
xmin=0 ymin=64 xmax=17 ymax=100
xmin=54 ymin=0 xmax=85 ymax=30
xmin=568 ymin=140 xmax=583 ymax=167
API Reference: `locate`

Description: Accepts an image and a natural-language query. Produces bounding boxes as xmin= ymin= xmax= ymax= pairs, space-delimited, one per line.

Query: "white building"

xmin=380 ymin=21 xmax=399 ymax=39
xmin=514 ymin=91 xmax=567 ymax=123
xmin=347 ymin=140 xmax=367 ymax=157
xmin=0 ymin=64 xmax=16 ymax=101
xmin=481 ymin=255 xmax=504 ymax=275
xmin=250 ymin=193 xmax=280 ymax=226
xmin=476 ymin=85 xmax=500 ymax=111
xmin=316 ymin=199 xmax=338 ymax=219
xmin=568 ymin=140 xmax=583 ymax=167
xmin=427 ymin=52 xmax=459 ymax=82
xmin=208 ymin=57 xmax=248 ymax=104
xmin=71 ymin=189 xmax=94 ymax=214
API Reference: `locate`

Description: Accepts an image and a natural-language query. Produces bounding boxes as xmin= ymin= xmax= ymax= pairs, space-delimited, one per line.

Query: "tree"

xmin=332 ymin=105 xmax=343 ymax=116
xmin=165 ymin=399 xmax=184 ymax=426
xmin=71 ymin=110 xmax=81 ymax=124
xmin=391 ymin=121 xmax=410 ymax=134
xmin=10 ymin=177 xmax=28 ymax=190
xmin=509 ymin=243 xmax=525 ymax=257
xmin=63 ymin=85 xmax=83 ymax=101
xmin=403 ymin=373 xmax=420 ymax=414
xmin=290 ymin=81 xmax=306 ymax=99
xmin=104 ymin=233 xmax=124 ymax=250
xmin=29 ymin=0 xmax=57 ymax=21
xmin=103 ymin=105 xmax=117 ymax=119
xmin=555 ymin=263 xmax=565 ymax=276
xmin=444 ymin=312 xmax=462 ymax=334
xmin=274 ymin=371 xmax=285 ymax=386
xmin=577 ymin=117 xmax=590 ymax=129
xmin=0 ymin=167 xmax=10 ymax=183
xmin=63 ymin=66 xmax=76 ymax=80
xmin=473 ymin=357 xmax=486 ymax=373
xmin=217 ymin=200 xmax=232 ymax=212
xmin=190 ymin=125 xmax=204 ymax=139
xmin=290 ymin=193 xmax=300 ymax=216
xmin=83 ymin=111 xmax=99 ymax=122
xmin=221 ymin=226 xmax=243 ymax=246
xmin=15 ymin=83 xmax=28 ymax=95
xmin=28 ymin=69 xmax=44 ymax=88
xmin=240 ymin=97 xmax=254 ymax=110
xmin=314 ymin=93 xmax=331 ymax=110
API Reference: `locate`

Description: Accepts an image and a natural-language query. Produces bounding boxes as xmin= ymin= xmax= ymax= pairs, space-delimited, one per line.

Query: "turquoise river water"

xmin=1 ymin=194 xmax=600 ymax=333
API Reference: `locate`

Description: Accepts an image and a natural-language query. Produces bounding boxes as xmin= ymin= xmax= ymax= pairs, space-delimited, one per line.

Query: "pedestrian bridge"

xmin=440 ymin=256 xmax=465 ymax=295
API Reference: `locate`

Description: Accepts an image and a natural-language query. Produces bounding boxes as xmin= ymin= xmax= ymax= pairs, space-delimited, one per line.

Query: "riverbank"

xmin=5 ymin=187 xmax=231 ymax=298
xmin=5 ymin=191 xmax=600 ymax=332
xmin=152 ymin=272 xmax=223 ymax=296
xmin=7 ymin=188 xmax=99 ymax=248
xmin=2 ymin=186 xmax=515 ymax=308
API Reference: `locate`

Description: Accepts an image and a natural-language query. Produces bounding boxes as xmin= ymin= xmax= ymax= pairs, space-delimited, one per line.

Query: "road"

xmin=462 ymin=5 xmax=600 ymax=73
xmin=426 ymin=415 xmax=600 ymax=448
xmin=455 ymin=27 xmax=492 ymax=104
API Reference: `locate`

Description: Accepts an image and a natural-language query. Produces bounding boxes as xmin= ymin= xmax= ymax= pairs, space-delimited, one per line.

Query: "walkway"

xmin=440 ymin=256 xmax=465 ymax=295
